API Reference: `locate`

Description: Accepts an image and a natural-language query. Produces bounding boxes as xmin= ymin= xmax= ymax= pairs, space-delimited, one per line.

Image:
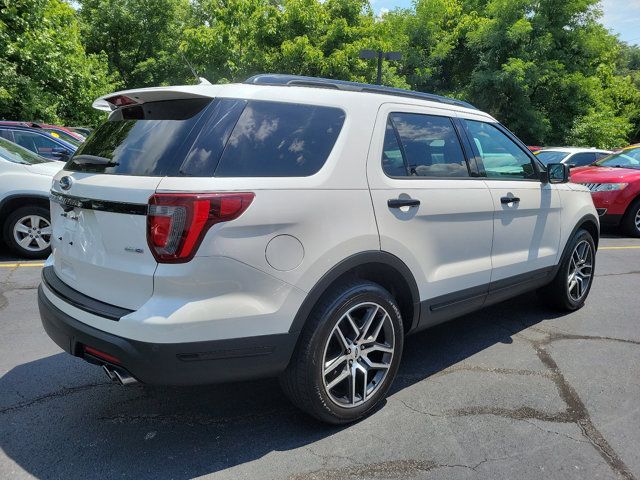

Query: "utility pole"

xmin=359 ymin=50 xmax=402 ymax=85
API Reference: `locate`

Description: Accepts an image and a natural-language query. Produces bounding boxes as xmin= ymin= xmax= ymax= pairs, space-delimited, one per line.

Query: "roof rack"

xmin=244 ymin=74 xmax=477 ymax=110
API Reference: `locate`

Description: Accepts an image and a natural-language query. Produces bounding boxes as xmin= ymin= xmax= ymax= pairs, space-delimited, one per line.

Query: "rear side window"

xmin=67 ymin=98 xmax=345 ymax=177
xmin=214 ymin=101 xmax=345 ymax=177
xmin=382 ymin=113 xmax=469 ymax=177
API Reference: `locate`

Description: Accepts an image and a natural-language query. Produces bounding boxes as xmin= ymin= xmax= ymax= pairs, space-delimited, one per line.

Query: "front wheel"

xmin=540 ymin=228 xmax=596 ymax=311
xmin=621 ymin=198 xmax=640 ymax=238
xmin=280 ymin=280 xmax=404 ymax=424
xmin=2 ymin=206 xmax=52 ymax=259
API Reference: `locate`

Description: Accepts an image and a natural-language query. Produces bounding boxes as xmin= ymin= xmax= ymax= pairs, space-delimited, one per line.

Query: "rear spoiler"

xmin=92 ymin=79 xmax=215 ymax=112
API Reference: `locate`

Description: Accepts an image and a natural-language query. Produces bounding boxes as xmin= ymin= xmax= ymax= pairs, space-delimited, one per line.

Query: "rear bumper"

xmin=38 ymin=285 xmax=297 ymax=386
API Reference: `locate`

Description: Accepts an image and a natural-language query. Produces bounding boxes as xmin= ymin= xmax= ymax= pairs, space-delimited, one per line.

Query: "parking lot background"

xmin=1 ymin=233 xmax=639 ymax=479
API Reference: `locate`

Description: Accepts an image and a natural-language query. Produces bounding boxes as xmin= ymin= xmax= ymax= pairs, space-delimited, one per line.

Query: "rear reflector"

xmin=84 ymin=345 xmax=121 ymax=364
xmin=147 ymin=192 xmax=254 ymax=263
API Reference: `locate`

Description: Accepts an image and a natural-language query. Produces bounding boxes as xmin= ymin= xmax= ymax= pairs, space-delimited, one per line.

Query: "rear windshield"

xmin=67 ymin=98 xmax=345 ymax=177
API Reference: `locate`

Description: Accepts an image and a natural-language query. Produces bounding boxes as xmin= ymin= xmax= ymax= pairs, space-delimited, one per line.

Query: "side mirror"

xmin=51 ymin=148 xmax=70 ymax=162
xmin=547 ymin=163 xmax=570 ymax=184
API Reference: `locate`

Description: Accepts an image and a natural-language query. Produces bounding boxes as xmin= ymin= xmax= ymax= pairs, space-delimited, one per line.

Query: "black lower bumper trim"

xmin=599 ymin=213 xmax=623 ymax=227
xmin=38 ymin=285 xmax=297 ymax=386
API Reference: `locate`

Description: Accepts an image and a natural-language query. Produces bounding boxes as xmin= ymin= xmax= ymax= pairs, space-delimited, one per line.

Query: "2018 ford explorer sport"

xmin=38 ymin=75 xmax=599 ymax=424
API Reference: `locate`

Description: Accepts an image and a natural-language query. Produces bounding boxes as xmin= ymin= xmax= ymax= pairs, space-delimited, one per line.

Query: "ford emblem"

xmin=59 ymin=176 xmax=73 ymax=191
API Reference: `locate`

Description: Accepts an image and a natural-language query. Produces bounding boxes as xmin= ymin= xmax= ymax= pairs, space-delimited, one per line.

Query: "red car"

xmin=570 ymin=145 xmax=640 ymax=237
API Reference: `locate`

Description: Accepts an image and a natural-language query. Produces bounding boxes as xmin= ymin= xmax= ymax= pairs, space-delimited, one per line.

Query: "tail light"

xmin=147 ymin=192 xmax=254 ymax=263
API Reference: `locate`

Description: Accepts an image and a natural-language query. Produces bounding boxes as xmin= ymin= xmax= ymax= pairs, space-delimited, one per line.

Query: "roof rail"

xmin=244 ymin=74 xmax=477 ymax=110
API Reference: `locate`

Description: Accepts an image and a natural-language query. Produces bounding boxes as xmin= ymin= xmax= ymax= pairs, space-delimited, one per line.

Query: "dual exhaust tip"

xmin=102 ymin=364 xmax=138 ymax=386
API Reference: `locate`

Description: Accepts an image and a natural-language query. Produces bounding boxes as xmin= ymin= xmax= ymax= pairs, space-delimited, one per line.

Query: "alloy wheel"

xmin=13 ymin=215 xmax=52 ymax=252
xmin=322 ymin=302 xmax=395 ymax=408
xmin=567 ymin=240 xmax=593 ymax=302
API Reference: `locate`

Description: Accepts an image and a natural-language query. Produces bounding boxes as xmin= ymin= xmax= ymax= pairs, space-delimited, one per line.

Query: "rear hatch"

xmin=50 ymin=93 xmax=221 ymax=310
xmin=50 ymin=87 xmax=346 ymax=311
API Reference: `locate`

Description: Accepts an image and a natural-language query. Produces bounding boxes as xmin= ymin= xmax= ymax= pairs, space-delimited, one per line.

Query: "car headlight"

xmin=592 ymin=183 xmax=628 ymax=192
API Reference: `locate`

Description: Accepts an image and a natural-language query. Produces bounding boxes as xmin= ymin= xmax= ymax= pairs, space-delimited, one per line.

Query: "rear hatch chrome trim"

xmin=50 ymin=191 xmax=147 ymax=215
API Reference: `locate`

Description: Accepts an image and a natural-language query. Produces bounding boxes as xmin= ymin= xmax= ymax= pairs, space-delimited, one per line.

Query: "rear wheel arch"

xmin=289 ymin=251 xmax=420 ymax=340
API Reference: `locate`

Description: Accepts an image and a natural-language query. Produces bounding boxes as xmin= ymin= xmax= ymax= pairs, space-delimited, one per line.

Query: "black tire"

xmin=539 ymin=228 xmax=596 ymax=311
xmin=2 ymin=206 xmax=52 ymax=259
xmin=621 ymin=198 xmax=640 ymax=238
xmin=280 ymin=279 xmax=404 ymax=424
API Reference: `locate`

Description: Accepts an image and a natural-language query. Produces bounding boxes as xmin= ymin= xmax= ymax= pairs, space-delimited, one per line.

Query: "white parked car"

xmin=535 ymin=147 xmax=612 ymax=168
xmin=38 ymin=75 xmax=599 ymax=424
xmin=0 ymin=137 xmax=61 ymax=258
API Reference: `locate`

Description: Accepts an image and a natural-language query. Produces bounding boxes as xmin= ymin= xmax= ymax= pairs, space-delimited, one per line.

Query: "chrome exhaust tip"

xmin=102 ymin=364 xmax=117 ymax=382
xmin=113 ymin=367 xmax=138 ymax=386
xmin=102 ymin=364 xmax=138 ymax=385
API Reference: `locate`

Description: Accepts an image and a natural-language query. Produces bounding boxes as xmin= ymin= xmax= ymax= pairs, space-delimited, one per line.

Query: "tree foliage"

xmin=0 ymin=0 xmax=114 ymax=125
xmin=1 ymin=0 xmax=640 ymax=147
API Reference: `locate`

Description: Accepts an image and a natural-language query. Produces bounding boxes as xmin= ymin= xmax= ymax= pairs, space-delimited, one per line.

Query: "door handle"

xmin=388 ymin=198 xmax=420 ymax=208
xmin=500 ymin=196 xmax=520 ymax=204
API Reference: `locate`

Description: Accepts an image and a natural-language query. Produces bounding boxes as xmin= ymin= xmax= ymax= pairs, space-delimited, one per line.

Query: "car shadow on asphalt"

xmin=0 ymin=293 xmax=569 ymax=479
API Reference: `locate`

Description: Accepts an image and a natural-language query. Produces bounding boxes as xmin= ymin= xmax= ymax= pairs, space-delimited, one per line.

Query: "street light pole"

xmin=359 ymin=49 xmax=402 ymax=85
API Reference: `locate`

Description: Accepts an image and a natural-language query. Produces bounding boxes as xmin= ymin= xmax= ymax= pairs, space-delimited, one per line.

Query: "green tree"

xmin=0 ymin=0 xmax=114 ymax=125
xmin=78 ymin=0 xmax=193 ymax=88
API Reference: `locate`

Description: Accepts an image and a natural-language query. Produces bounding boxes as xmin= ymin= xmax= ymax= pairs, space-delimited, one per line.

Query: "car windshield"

xmin=0 ymin=137 xmax=51 ymax=164
xmin=45 ymin=129 xmax=83 ymax=146
xmin=534 ymin=150 xmax=569 ymax=165
xmin=594 ymin=147 xmax=640 ymax=169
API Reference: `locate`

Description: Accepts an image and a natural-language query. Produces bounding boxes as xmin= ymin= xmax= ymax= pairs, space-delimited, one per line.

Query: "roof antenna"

xmin=180 ymin=51 xmax=210 ymax=85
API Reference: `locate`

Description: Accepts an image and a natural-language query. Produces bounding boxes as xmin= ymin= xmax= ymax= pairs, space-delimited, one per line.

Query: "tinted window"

xmin=67 ymin=98 xmax=214 ymax=175
xmin=595 ymin=152 xmax=610 ymax=161
xmin=0 ymin=129 xmax=13 ymax=141
xmin=12 ymin=131 xmax=61 ymax=156
xmin=214 ymin=101 xmax=345 ymax=177
xmin=570 ymin=152 xmax=596 ymax=167
xmin=381 ymin=120 xmax=406 ymax=176
xmin=464 ymin=120 xmax=536 ymax=179
xmin=535 ymin=150 xmax=569 ymax=165
xmin=383 ymin=113 xmax=468 ymax=177
xmin=0 ymin=137 xmax=51 ymax=164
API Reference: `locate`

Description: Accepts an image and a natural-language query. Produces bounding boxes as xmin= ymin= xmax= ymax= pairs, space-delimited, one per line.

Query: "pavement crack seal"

xmin=0 ymin=382 xmax=111 ymax=415
xmin=534 ymin=341 xmax=636 ymax=480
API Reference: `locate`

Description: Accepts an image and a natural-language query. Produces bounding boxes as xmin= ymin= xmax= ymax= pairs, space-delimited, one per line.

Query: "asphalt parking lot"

xmin=1 ymin=233 xmax=639 ymax=480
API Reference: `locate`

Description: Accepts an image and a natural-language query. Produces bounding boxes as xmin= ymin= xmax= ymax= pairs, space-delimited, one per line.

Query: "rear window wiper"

xmin=72 ymin=154 xmax=120 ymax=167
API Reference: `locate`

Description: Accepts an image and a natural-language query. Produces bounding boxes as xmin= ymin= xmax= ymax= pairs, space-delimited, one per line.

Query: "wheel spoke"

xmin=357 ymin=362 xmax=368 ymax=402
xmin=35 ymin=237 xmax=48 ymax=249
xmin=345 ymin=313 xmax=359 ymax=336
xmin=362 ymin=355 xmax=390 ymax=370
xmin=18 ymin=236 xmax=33 ymax=248
xmin=30 ymin=216 xmax=41 ymax=229
xmin=349 ymin=366 xmax=357 ymax=404
xmin=324 ymin=354 xmax=348 ymax=376
xmin=333 ymin=325 xmax=350 ymax=350
xmin=40 ymin=226 xmax=52 ymax=235
xmin=326 ymin=369 xmax=350 ymax=390
xmin=365 ymin=342 xmax=394 ymax=354
xmin=15 ymin=223 xmax=30 ymax=234
xmin=358 ymin=305 xmax=379 ymax=341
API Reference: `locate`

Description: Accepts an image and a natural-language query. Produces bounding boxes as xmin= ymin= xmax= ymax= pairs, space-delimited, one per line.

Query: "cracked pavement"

xmin=1 ymin=235 xmax=639 ymax=479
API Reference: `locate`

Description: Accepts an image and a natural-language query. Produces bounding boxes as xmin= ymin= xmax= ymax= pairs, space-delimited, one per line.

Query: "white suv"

xmin=38 ymin=75 xmax=599 ymax=423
